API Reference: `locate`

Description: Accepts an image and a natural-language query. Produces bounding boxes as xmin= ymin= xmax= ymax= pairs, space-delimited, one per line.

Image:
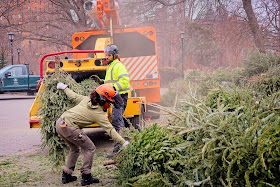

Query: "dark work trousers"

xmin=56 ymin=118 xmax=96 ymax=175
xmin=111 ymin=93 xmax=128 ymax=132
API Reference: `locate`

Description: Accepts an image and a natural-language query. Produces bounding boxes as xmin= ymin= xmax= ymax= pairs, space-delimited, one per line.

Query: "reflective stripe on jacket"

xmin=104 ymin=59 xmax=130 ymax=94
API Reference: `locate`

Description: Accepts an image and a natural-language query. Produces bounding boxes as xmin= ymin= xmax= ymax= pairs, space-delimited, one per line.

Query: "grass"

xmin=0 ymin=148 xmax=121 ymax=187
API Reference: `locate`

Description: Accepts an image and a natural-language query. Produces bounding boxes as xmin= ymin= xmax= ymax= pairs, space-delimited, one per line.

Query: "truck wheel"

xmin=27 ymin=90 xmax=34 ymax=95
xmin=129 ymin=106 xmax=144 ymax=131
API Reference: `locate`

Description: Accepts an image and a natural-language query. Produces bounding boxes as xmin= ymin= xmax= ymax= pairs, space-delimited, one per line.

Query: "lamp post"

xmin=17 ymin=48 xmax=21 ymax=64
xmin=8 ymin=32 xmax=15 ymax=65
xmin=180 ymin=31 xmax=184 ymax=78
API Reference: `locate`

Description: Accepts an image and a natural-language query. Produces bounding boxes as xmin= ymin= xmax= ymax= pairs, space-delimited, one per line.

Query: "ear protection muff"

xmin=93 ymin=92 xmax=98 ymax=101
xmin=98 ymin=94 xmax=107 ymax=106
xmin=113 ymin=54 xmax=118 ymax=60
xmin=90 ymin=90 xmax=100 ymax=105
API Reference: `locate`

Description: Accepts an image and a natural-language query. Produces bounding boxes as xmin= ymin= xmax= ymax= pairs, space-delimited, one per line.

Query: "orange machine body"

xmin=72 ymin=26 xmax=161 ymax=118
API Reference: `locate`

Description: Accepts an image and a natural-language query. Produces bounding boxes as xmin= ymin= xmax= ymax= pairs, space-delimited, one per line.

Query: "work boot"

xmin=81 ymin=173 xmax=99 ymax=186
xmin=107 ymin=143 xmax=121 ymax=158
xmin=62 ymin=171 xmax=77 ymax=184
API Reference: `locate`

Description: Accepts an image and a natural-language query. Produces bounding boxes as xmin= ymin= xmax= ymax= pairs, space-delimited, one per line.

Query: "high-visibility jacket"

xmin=104 ymin=59 xmax=130 ymax=94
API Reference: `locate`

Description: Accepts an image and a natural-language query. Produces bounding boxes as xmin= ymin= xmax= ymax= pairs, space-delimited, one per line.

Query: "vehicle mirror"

xmin=5 ymin=72 xmax=11 ymax=77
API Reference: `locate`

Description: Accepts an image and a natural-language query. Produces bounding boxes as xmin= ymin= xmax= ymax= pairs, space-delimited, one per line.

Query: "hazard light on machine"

xmin=48 ymin=61 xmax=55 ymax=68
xmin=75 ymin=37 xmax=79 ymax=42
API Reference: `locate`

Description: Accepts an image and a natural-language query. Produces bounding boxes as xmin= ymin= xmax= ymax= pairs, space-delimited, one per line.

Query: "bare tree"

xmin=119 ymin=0 xmax=220 ymax=70
xmin=0 ymin=0 xmax=94 ymax=49
xmin=1 ymin=0 xmax=275 ymax=71
xmin=21 ymin=0 xmax=91 ymax=48
xmin=242 ymin=0 xmax=266 ymax=53
xmin=0 ymin=0 xmax=27 ymax=67
xmin=257 ymin=0 xmax=280 ymax=51
xmin=0 ymin=0 xmax=98 ymax=70
xmin=0 ymin=32 xmax=10 ymax=68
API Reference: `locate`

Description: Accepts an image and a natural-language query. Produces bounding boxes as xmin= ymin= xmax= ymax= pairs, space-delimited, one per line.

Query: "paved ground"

xmin=0 ymin=94 xmax=114 ymax=156
xmin=0 ymin=88 xmax=169 ymax=156
xmin=0 ymin=92 xmax=36 ymax=100
xmin=0 ymin=97 xmax=41 ymax=156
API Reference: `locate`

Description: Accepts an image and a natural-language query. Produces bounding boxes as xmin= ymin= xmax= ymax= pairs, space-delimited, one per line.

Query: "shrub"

xmin=117 ymin=88 xmax=280 ymax=186
xmin=242 ymin=51 xmax=280 ymax=78
xmin=248 ymin=75 xmax=280 ymax=97
xmin=161 ymin=68 xmax=244 ymax=107
xmin=159 ymin=67 xmax=181 ymax=87
xmin=116 ymin=124 xmax=184 ymax=186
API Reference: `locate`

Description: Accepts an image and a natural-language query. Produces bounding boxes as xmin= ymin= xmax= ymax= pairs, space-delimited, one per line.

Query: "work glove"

xmin=112 ymin=91 xmax=123 ymax=109
xmin=90 ymin=75 xmax=104 ymax=84
xmin=122 ymin=141 xmax=129 ymax=148
xmin=57 ymin=82 xmax=68 ymax=90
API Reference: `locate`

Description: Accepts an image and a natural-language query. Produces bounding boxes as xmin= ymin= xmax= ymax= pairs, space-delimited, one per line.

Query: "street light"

xmin=8 ymin=32 xmax=15 ymax=65
xmin=180 ymin=31 xmax=184 ymax=78
xmin=17 ymin=48 xmax=21 ymax=64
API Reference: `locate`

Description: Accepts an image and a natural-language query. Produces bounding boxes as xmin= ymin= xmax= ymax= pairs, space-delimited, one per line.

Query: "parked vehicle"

xmin=0 ymin=64 xmax=40 ymax=94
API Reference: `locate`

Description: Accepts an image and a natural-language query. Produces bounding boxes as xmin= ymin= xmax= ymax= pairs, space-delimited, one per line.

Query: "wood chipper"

xmin=77 ymin=0 xmax=161 ymax=119
xmin=29 ymin=0 xmax=161 ymax=128
xmin=29 ymin=50 xmax=146 ymax=129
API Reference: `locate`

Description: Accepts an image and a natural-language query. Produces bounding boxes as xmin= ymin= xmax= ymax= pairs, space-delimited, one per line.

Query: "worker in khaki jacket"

xmin=104 ymin=44 xmax=130 ymax=158
xmin=56 ymin=83 xmax=129 ymax=186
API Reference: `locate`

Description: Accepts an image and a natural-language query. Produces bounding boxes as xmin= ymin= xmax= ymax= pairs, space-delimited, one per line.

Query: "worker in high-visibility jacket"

xmin=104 ymin=44 xmax=130 ymax=158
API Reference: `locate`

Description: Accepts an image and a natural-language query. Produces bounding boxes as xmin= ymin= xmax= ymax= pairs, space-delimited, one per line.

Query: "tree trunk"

xmin=1 ymin=54 xmax=4 ymax=69
xmin=278 ymin=0 xmax=280 ymax=52
xmin=242 ymin=0 xmax=266 ymax=53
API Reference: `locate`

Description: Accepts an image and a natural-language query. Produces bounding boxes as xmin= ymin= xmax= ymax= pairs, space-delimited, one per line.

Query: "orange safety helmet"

xmin=95 ymin=84 xmax=115 ymax=102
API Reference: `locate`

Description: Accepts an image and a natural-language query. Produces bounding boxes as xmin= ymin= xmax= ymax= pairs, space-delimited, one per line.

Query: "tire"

xmin=129 ymin=105 xmax=144 ymax=131
xmin=27 ymin=90 xmax=35 ymax=95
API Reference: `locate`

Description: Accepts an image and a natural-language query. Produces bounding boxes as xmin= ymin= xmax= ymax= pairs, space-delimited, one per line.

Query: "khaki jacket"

xmin=61 ymin=88 xmax=126 ymax=145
